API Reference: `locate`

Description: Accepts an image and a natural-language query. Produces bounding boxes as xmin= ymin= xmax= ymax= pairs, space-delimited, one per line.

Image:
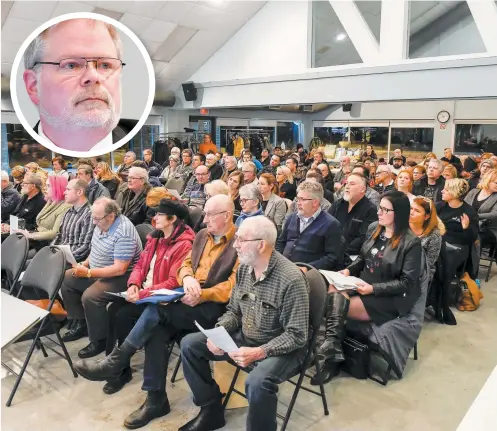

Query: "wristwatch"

xmin=87 ymin=268 xmax=92 ymax=278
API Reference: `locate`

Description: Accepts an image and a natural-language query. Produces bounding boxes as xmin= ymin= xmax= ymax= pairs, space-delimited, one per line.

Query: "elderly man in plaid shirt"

xmin=178 ymin=216 xmax=310 ymax=431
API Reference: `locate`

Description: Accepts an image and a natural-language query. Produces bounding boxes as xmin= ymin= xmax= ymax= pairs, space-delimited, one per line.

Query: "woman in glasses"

xmin=313 ymin=191 xmax=422 ymax=384
xmin=409 ymin=196 xmax=444 ymax=283
xmin=235 ymin=185 xmax=264 ymax=227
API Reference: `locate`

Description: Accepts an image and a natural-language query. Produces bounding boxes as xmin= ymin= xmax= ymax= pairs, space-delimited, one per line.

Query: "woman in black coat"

xmin=312 ymin=191 xmax=422 ymax=384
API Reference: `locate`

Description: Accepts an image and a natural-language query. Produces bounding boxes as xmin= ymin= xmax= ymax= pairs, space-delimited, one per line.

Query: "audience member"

xmin=174 ymin=149 xmax=195 ymax=185
xmin=181 ymin=165 xmax=210 ymax=209
xmin=276 ymin=181 xmax=343 ymax=270
xmin=236 ymin=185 xmax=264 ymax=227
xmin=242 ymin=161 xmax=259 ymax=188
xmin=1 ymin=170 xmax=21 ymax=223
xmin=374 ymin=164 xmax=396 ymax=194
xmin=360 ymin=144 xmax=377 ymax=162
xmin=413 ymin=165 xmax=426 ymax=186
xmin=389 ymin=148 xmax=406 ymax=166
xmin=95 ymin=162 xmax=121 ymax=199
xmin=442 ymin=164 xmax=458 ymax=181
xmin=115 ymin=167 xmax=152 ymax=225
xmin=117 ymin=152 xmax=136 ymax=182
xmin=414 ymin=159 xmax=445 ymax=203
xmin=205 ymin=179 xmax=229 ymax=197
xmin=391 ymin=157 xmax=404 ymax=176
xmin=333 ymin=156 xmax=351 ymax=190
xmin=351 ymin=166 xmax=380 ymax=206
xmin=206 ymin=153 xmax=223 ymax=181
xmin=259 ymin=148 xmax=271 ymax=167
xmin=318 ymin=163 xmax=334 ymax=192
xmin=276 ymin=166 xmax=296 ymax=201
xmin=143 ymin=149 xmax=162 ymax=172
xmin=159 ymin=155 xmax=180 ymax=184
xmin=395 ymin=169 xmax=415 ymax=202
xmin=199 ymin=134 xmax=217 ymax=155
xmin=441 ymin=148 xmax=462 ymax=167
xmin=329 ymin=173 xmax=378 ymax=265
xmin=61 ymin=198 xmax=142 ymax=359
xmin=51 ymin=157 xmax=69 ymax=179
xmin=296 ymin=143 xmax=308 ymax=164
xmin=258 ymin=173 xmax=288 ymax=232
xmin=313 ymin=191 xmax=422 ymax=384
xmin=306 ymin=169 xmax=334 ymax=204
xmin=220 ymin=156 xmax=237 ymax=182
xmin=77 ymin=164 xmax=110 ymax=204
xmin=11 ymin=165 xmax=25 ymax=193
xmin=131 ymin=161 xmax=161 ymax=187
xmin=227 ymin=171 xmax=243 ymax=213
xmin=260 ymin=154 xmax=281 ymax=176
xmin=285 ymin=156 xmax=302 ymax=183
xmin=178 ymin=216 xmax=309 ymax=431
xmin=409 ymin=197 xmax=444 ymax=283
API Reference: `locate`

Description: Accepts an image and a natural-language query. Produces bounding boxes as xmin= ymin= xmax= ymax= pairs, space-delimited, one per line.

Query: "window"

xmin=4 ymin=124 xmax=52 ymax=169
xmin=390 ymin=127 xmax=434 ymax=163
xmin=276 ymin=122 xmax=298 ymax=148
xmin=350 ymin=126 xmax=389 ymax=160
xmin=313 ymin=126 xmax=348 ymax=146
xmin=455 ymin=124 xmax=497 ymax=155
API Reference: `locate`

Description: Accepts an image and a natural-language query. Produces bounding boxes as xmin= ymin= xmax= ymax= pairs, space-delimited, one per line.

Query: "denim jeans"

xmin=126 ymin=304 xmax=161 ymax=349
xmin=180 ymin=331 xmax=306 ymax=431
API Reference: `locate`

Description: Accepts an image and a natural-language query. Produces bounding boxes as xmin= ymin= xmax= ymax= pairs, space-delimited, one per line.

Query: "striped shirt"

xmin=52 ymin=201 xmax=95 ymax=262
xmin=89 ymin=215 xmax=142 ymax=270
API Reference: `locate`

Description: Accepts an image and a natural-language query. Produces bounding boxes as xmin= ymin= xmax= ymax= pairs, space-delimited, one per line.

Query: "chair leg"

xmin=413 ymin=343 xmax=418 ymax=361
xmin=222 ymin=366 xmax=241 ymax=410
xmin=36 ymin=340 xmax=48 ymax=358
xmin=312 ymin=348 xmax=329 ymax=416
xmin=485 ymin=249 xmax=495 ymax=282
xmin=170 ymin=355 xmax=182 ymax=383
xmin=51 ymin=320 xmax=77 ymax=378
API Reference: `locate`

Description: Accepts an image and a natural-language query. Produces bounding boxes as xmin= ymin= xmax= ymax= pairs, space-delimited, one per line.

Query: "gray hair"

xmin=225 ymin=156 xmax=237 ymax=165
xmin=25 ymin=173 xmax=43 ymax=191
xmin=297 ymin=180 xmax=324 ymax=200
xmin=24 ymin=19 xmax=122 ymax=70
xmin=128 ymin=167 xmax=148 ymax=183
xmin=206 ymin=153 xmax=217 ymax=161
xmin=94 ymin=197 xmax=121 ymax=217
xmin=241 ymin=216 xmax=277 ymax=246
xmin=72 ymin=178 xmax=89 ymax=194
xmin=171 ymin=147 xmax=181 ymax=155
xmin=205 ymin=180 xmax=229 ymax=197
xmin=239 ymin=184 xmax=262 ymax=203
xmin=428 ymin=159 xmax=444 ymax=171
xmin=377 ymin=164 xmax=392 ymax=174
xmin=125 ymin=151 xmax=137 ymax=160
xmin=242 ymin=162 xmax=257 ymax=174
xmin=1 ymin=170 xmax=9 ymax=181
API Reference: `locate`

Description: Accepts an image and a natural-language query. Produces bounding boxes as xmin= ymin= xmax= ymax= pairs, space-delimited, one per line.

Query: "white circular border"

xmin=10 ymin=12 xmax=156 ymax=158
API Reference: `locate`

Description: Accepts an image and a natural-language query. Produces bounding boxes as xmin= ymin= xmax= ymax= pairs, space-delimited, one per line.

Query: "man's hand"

xmin=183 ymin=276 xmax=202 ymax=298
xmin=207 ymin=338 xmax=225 ymax=356
xmin=181 ymin=293 xmax=201 ymax=307
xmin=339 ymin=269 xmax=351 ymax=277
xmin=127 ymin=284 xmax=140 ymax=303
xmin=355 ymin=280 xmax=374 ymax=296
xmin=229 ymin=347 xmax=266 ymax=368
xmin=1 ymin=224 xmax=10 ymax=233
xmin=72 ymin=264 xmax=89 ymax=278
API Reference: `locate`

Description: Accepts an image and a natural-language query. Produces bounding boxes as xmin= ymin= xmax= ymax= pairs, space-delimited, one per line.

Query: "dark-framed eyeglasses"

xmin=234 ymin=236 xmax=264 ymax=244
xmin=202 ymin=210 xmax=228 ymax=219
xmin=92 ymin=214 xmax=110 ymax=222
xmin=377 ymin=205 xmax=394 ymax=214
xmin=34 ymin=57 xmax=125 ymax=76
xmin=296 ymin=196 xmax=314 ymax=203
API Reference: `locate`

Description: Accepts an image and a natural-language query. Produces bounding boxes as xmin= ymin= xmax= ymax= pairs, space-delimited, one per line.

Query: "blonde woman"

xmin=95 ymin=162 xmax=121 ymax=199
xmin=276 ymin=166 xmax=296 ymax=201
xmin=442 ymin=164 xmax=458 ymax=181
xmin=227 ymin=170 xmax=243 ymax=213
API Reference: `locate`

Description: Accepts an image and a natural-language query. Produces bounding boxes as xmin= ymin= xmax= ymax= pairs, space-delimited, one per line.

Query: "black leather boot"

xmin=178 ymin=402 xmax=225 ymax=431
xmin=123 ymin=391 xmax=170 ymax=429
xmin=61 ymin=319 xmax=87 ymax=342
xmin=310 ymin=293 xmax=349 ymax=386
xmin=73 ymin=341 xmax=136 ymax=381
xmin=78 ymin=339 xmax=107 ymax=359
xmin=103 ymin=367 xmax=133 ymax=395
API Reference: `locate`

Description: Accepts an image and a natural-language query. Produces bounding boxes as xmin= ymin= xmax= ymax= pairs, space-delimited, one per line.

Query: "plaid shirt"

xmin=217 ymin=251 xmax=309 ymax=357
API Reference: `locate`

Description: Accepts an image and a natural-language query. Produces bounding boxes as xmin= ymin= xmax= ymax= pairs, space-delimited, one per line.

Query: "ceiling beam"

xmin=467 ymin=0 xmax=497 ymax=54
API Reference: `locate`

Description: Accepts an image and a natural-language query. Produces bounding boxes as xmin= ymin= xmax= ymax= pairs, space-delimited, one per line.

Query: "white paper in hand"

xmin=57 ymin=245 xmax=77 ymax=265
xmin=194 ymin=321 xmax=238 ymax=353
xmin=319 ymin=270 xmax=362 ymax=290
xmin=9 ymin=215 xmax=18 ymax=234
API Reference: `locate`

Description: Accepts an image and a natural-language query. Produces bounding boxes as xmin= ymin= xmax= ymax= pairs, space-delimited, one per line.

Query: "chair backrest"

xmin=304 ymin=268 xmax=328 ymax=331
xmin=165 ymin=177 xmax=185 ymax=192
xmin=135 ymin=223 xmax=154 ymax=247
xmin=21 ymin=246 xmax=66 ymax=300
xmin=189 ymin=206 xmax=203 ymax=229
xmin=1 ymin=233 xmax=29 ymax=282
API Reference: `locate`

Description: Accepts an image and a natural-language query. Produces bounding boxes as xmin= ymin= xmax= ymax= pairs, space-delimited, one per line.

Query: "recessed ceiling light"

xmin=336 ymin=33 xmax=347 ymax=41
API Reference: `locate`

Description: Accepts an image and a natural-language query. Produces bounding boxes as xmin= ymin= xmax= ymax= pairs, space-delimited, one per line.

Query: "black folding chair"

xmin=479 ymin=239 xmax=496 ymax=282
xmin=3 ymin=246 xmax=78 ymax=407
xmin=135 ymin=223 xmax=154 ymax=248
xmin=221 ymin=263 xmax=329 ymax=431
xmin=1 ymin=232 xmax=29 ymax=295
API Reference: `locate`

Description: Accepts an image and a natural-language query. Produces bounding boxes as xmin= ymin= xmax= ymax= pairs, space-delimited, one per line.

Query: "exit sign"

xmin=200 ymin=108 xmax=209 ymax=115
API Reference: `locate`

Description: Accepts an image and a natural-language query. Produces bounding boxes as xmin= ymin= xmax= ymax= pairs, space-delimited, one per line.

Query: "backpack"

xmin=456 ymin=272 xmax=484 ymax=312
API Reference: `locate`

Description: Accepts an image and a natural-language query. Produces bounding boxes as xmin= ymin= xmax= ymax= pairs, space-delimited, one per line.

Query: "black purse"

xmin=342 ymin=337 xmax=370 ymax=379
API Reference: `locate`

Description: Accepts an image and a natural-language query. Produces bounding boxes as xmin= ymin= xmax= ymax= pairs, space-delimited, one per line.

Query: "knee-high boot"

xmin=310 ymin=292 xmax=349 ymax=386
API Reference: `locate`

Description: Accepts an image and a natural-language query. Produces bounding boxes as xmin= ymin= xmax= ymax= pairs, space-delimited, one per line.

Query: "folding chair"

xmin=1 ymin=232 xmax=29 ymax=295
xmin=4 ymin=245 xmax=78 ymax=407
xmin=479 ymin=243 xmax=496 ymax=282
xmin=135 ymin=223 xmax=154 ymax=248
xmin=221 ymin=263 xmax=329 ymax=431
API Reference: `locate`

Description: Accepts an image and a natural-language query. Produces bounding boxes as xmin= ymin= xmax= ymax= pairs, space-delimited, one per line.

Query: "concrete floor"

xmin=2 ymin=268 xmax=497 ymax=431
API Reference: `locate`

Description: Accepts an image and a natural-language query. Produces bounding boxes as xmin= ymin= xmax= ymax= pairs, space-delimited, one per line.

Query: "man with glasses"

xmin=181 ymin=165 xmax=210 ymax=209
xmin=276 ymin=181 xmax=343 ymax=270
xmin=174 ymin=149 xmax=195 ymax=188
xmin=178 ymin=216 xmax=309 ymax=431
xmin=374 ymin=164 xmax=396 ymax=194
xmin=115 ymin=167 xmax=152 ymax=225
xmin=72 ymin=195 xmax=238 ymax=429
xmin=23 ymin=19 xmax=127 ymax=152
xmin=61 ymin=197 xmax=142 ymax=359
xmin=117 ymin=151 xmax=136 ymax=182
xmin=242 ymin=162 xmax=259 ymax=187
xmin=1 ymin=170 xmax=21 ymax=223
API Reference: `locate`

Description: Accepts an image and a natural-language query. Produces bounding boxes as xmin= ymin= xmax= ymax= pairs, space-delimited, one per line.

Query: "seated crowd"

xmin=1 ymin=143 xmax=497 ymax=431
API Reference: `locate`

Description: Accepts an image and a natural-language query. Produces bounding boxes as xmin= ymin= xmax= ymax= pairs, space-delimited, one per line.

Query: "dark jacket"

xmin=100 ymin=177 xmax=120 ymax=199
xmin=329 ymin=196 xmax=378 ymax=262
xmin=413 ymin=176 xmax=445 ymax=204
xmin=260 ymin=165 xmax=277 ymax=176
xmin=12 ymin=192 xmax=46 ymax=231
xmin=1 ymin=184 xmax=21 ymax=223
xmin=436 ymin=201 xmax=479 ymax=247
xmin=276 ymin=210 xmax=343 ymax=270
xmin=145 ymin=160 xmax=162 ymax=172
xmin=116 ymin=164 xmax=131 ymax=182
xmin=347 ymin=222 xmax=423 ymax=317
xmin=115 ymin=184 xmax=152 ymax=226
xmin=208 ymin=162 xmax=224 ymax=181
xmin=128 ymin=224 xmax=195 ymax=298
xmin=87 ymin=178 xmax=110 ymax=204
xmin=465 ymin=188 xmax=497 ymax=240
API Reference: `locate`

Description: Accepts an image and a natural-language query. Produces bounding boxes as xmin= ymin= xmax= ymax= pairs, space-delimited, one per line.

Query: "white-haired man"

xmin=1 ymin=170 xmax=21 ymax=223
xmin=115 ymin=167 xmax=152 ymax=225
xmin=206 ymin=153 xmax=223 ymax=181
xmin=413 ymin=158 xmax=445 ymax=203
xmin=374 ymin=164 xmax=396 ymax=194
xmin=23 ymin=18 xmax=127 ymax=152
xmin=178 ymin=216 xmax=309 ymax=431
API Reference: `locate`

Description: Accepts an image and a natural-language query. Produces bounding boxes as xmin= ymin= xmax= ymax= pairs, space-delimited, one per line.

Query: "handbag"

xmin=342 ymin=337 xmax=369 ymax=379
xmin=456 ymin=272 xmax=484 ymax=312
xmin=26 ymin=299 xmax=67 ymax=321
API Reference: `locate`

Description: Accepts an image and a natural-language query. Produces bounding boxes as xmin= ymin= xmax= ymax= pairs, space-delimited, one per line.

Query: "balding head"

xmin=234 ymin=216 xmax=277 ymax=267
xmin=195 ymin=164 xmax=210 ymax=184
xmin=203 ymin=194 xmax=234 ymax=236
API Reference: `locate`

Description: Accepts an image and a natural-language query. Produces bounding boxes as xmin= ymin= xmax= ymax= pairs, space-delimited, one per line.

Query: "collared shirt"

xmin=39 ymin=122 xmax=113 ymax=152
xmin=89 ymin=215 xmax=142 ymax=269
xmin=297 ymin=207 xmax=322 ymax=233
xmin=217 ymin=251 xmax=309 ymax=357
xmin=177 ymin=224 xmax=239 ymax=303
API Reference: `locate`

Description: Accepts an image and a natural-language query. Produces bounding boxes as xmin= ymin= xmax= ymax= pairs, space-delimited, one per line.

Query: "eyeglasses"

xmin=92 ymin=214 xmax=110 ymax=222
xmin=377 ymin=205 xmax=394 ymax=214
xmin=34 ymin=57 xmax=125 ymax=76
xmin=296 ymin=196 xmax=314 ymax=203
xmin=128 ymin=176 xmax=143 ymax=181
xmin=202 ymin=210 xmax=228 ymax=219
xmin=375 ymin=172 xmax=386 ymax=176
xmin=239 ymin=198 xmax=254 ymax=204
xmin=195 ymin=172 xmax=209 ymax=176
xmin=234 ymin=236 xmax=263 ymax=244
xmin=21 ymin=182 xmax=33 ymax=186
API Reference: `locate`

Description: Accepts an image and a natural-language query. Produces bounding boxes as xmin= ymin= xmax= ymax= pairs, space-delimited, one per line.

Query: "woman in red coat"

xmin=104 ymin=199 xmax=195 ymax=394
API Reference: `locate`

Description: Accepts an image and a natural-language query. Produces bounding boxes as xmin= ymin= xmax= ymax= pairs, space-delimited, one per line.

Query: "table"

xmin=457 ymin=365 xmax=497 ymax=431
xmin=1 ymin=292 xmax=49 ymax=350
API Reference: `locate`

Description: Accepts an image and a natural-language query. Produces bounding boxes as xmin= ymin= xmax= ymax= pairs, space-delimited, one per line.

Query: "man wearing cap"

xmin=389 ymin=148 xmax=406 ymax=166
xmin=73 ymin=195 xmax=239 ymax=429
xmin=391 ymin=156 xmax=404 ymax=176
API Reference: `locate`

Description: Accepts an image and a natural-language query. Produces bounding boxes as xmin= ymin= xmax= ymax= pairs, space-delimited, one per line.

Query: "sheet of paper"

xmin=150 ymin=288 xmax=183 ymax=296
xmin=319 ymin=270 xmax=362 ymax=290
xmin=9 ymin=215 xmax=18 ymax=235
xmin=19 ymin=271 xmax=25 ymax=281
xmin=166 ymin=189 xmax=181 ymax=200
xmin=105 ymin=291 xmax=128 ymax=299
xmin=57 ymin=244 xmax=77 ymax=265
xmin=195 ymin=321 xmax=239 ymax=353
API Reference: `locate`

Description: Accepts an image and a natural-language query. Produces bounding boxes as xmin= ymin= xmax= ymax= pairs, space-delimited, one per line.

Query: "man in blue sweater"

xmin=276 ymin=181 xmax=343 ymax=270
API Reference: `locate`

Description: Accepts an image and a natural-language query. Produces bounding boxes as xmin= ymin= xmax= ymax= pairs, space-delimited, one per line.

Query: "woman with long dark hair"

xmin=103 ymin=199 xmax=195 ymax=394
xmin=312 ymin=191 xmax=422 ymax=384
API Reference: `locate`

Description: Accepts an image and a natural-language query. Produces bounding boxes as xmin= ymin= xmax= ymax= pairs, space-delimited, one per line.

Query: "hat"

xmin=393 ymin=156 xmax=403 ymax=161
xmin=151 ymin=199 xmax=189 ymax=220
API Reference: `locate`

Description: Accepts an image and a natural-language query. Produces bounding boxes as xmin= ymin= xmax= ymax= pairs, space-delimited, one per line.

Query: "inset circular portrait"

xmin=10 ymin=12 xmax=155 ymax=157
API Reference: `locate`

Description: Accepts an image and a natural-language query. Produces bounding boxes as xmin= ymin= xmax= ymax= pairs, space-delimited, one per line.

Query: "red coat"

xmin=128 ymin=224 xmax=195 ymax=299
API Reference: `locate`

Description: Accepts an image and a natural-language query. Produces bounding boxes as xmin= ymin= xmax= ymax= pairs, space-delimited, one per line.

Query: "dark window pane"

xmin=455 ymin=124 xmax=497 ymax=155
xmin=390 ymin=128 xmax=434 ymax=163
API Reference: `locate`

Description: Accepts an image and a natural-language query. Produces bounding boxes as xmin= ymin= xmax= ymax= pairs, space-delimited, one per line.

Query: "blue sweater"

xmin=275 ymin=211 xmax=344 ymax=270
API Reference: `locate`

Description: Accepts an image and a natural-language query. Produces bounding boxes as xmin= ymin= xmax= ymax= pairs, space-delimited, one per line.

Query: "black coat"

xmin=208 ymin=162 xmax=224 ymax=181
xmin=12 ymin=192 xmax=46 ymax=231
xmin=412 ymin=176 xmax=445 ymax=204
xmin=100 ymin=178 xmax=120 ymax=199
xmin=1 ymin=185 xmax=21 ymax=223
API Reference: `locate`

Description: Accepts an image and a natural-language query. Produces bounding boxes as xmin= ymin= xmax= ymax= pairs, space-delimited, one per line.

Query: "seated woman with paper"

xmin=103 ymin=199 xmax=194 ymax=394
xmin=313 ymin=190 xmax=422 ymax=384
